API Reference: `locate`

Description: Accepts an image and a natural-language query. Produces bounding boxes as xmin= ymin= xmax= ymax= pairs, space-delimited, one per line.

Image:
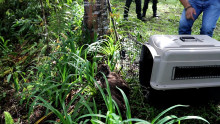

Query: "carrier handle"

xmin=180 ymin=36 xmax=197 ymax=42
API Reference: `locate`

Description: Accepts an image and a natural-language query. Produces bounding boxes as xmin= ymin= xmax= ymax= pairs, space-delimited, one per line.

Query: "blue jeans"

xmin=179 ymin=0 xmax=220 ymax=37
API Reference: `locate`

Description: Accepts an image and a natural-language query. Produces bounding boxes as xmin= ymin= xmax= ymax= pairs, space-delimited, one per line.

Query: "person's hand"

xmin=185 ymin=7 xmax=196 ymax=20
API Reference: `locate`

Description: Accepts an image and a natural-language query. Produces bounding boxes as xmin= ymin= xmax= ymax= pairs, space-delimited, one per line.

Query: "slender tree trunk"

xmin=39 ymin=0 xmax=50 ymax=54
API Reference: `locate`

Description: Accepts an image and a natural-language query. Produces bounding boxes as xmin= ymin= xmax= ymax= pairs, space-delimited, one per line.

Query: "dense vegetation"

xmin=0 ymin=0 xmax=219 ymax=123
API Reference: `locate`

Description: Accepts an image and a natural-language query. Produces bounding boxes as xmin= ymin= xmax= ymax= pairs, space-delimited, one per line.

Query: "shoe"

xmin=153 ymin=13 xmax=159 ymax=18
xmin=124 ymin=14 xmax=128 ymax=20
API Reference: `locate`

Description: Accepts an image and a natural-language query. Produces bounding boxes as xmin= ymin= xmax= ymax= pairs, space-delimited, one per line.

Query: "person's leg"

xmin=124 ymin=0 xmax=133 ymax=19
xmin=152 ymin=0 xmax=158 ymax=17
xmin=200 ymin=4 xmax=220 ymax=37
xmin=142 ymin=0 xmax=150 ymax=17
xmin=135 ymin=0 xmax=142 ymax=19
xmin=179 ymin=1 xmax=202 ymax=35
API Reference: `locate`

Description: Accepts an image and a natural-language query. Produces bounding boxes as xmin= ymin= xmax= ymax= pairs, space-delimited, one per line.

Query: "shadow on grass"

xmin=146 ymin=87 xmax=220 ymax=107
xmin=138 ymin=87 xmax=220 ymax=123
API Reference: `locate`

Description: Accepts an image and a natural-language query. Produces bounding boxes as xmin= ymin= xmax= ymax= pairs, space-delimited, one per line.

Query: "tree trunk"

xmin=83 ymin=0 xmax=109 ymax=42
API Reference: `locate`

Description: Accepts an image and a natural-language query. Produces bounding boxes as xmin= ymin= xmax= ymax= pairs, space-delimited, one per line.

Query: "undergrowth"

xmin=0 ymin=0 xmax=219 ymax=123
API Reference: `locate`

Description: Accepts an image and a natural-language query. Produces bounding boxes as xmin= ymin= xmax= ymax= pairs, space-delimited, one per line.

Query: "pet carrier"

xmin=139 ymin=35 xmax=220 ymax=90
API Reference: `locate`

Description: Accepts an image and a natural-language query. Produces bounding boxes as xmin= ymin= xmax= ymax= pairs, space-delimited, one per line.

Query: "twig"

xmin=106 ymin=0 xmax=119 ymax=42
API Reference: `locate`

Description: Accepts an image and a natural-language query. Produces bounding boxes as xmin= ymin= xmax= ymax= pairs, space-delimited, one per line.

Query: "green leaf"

xmin=166 ymin=116 xmax=210 ymax=124
xmin=93 ymin=78 xmax=108 ymax=109
xmin=123 ymin=118 xmax=150 ymax=124
xmin=110 ymin=113 xmax=121 ymax=123
xmin=4 ymin=111 xmax=14 ymax=124
xmin=103 ymin=73 xmax=114 ymax=117
xmin=156 ymin=115 xmax=178 ymax=124
xmin=76 ymin=114 xmax=106 ymax=122
xmin=34 ymin=96 xmax=67 ymax=123
xmin=7 ymin=74 xmax=12 ymax=83
xmin=0 ymin=36 xmax=4 ymax=42
xmin=152 ymin=105 xmax=188 ymax=124
xmin=111 ymin=99 xmax=122 ymax=119
xmin=91 ymin=119 xmax=105 ymax=124
xmin=117 ymin=87 xmax=131 ymax=120
xmin=46 ymin=0 xmax=51 ymax=8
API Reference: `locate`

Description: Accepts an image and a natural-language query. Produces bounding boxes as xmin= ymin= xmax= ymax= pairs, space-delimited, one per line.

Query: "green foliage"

xmin=23 ymin=41 xmax=86 ymax=102
xmin=32 ymin=74 xmax=209 ymax=124
xmin=0 ymin=42 xmax=43 ymax=92
xmin=29 ymin=84 xmax=84 ymax=124
xmin=47 ymin=1 xmax=83 ymax=39
xmin=0 ymin=36 xmax=10 ymax=54
xmin=4 ymin=111 xmax=14 ymax=124
xmin=0 ymin=0 xmax=83 ymax=55
xmin=30 ymin=75 xmax=134 ymax=123
xmin=151 ymin=105 xmax=209 ymax=124
xmin=0 ymin=0 xmax=5 ymax=4
xmin=99 ymin=36 xmax=121 ymax=59
xmin=89 ymin=79 xmax=209 ymax=124
xmin=22 ymin=36 xmax=101 ymax=122
xmin=0 ymin=0 xmax=42 ymax=44
xmin=96 ymin=36 xmax=121 ymax=71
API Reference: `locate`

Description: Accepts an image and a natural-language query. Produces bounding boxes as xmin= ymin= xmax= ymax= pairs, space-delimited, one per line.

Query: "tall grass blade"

xmin=91 ymin=119 xmax=105 ymax=124
xmin=110 ymin=113 xmax=121 ymax=123
xmin=79 ymin=95 xmax=94 ymax=114
xmin=112 ymin=99 xmax=122 ymax=119
xmin=103 ymin=74 xmax=113 ymax=113
xmin=156 ymin=115 xmax=178 ymax=124
xmin=117 ymin=87 xmax=131 ymax=120
xmin=123 ymin=118 xmax=150 ymax=124
xmin=76 ymin=114 xmax=106 ymax=122
xmin=92 ymin=78 xmax=108 ymax=110
xmin=103 ymin=73 xmax=115 ymax=124
xmin=34 ymin=96 xmax=67 ymax=123
xmin=93 ymin=98 xmax=98 ymax=118
xmin=166 ymin=116 xmax=210 ymax=124
xmin=151 ymin=105 xmax=188 ymax=124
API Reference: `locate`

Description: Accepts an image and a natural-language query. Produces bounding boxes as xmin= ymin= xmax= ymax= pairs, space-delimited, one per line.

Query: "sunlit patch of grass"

xmin=113 ymin=0 xmax=220 ymax=41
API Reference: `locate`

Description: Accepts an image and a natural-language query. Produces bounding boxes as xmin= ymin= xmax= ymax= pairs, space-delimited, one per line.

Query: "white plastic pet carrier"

xmin=139 ymin=35 xmax=220 ymax=90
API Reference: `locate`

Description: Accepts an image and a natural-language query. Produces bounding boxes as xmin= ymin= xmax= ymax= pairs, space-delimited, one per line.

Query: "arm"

xmin=179 ymin=0 xmax=196 ymax=20
xmin=179 ymin=0 xmax=191 ymax=8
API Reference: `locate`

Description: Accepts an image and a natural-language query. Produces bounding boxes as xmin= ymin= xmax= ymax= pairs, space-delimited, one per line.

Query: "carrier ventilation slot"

xmin=172 ymin=65 xmax=220 ymax=80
